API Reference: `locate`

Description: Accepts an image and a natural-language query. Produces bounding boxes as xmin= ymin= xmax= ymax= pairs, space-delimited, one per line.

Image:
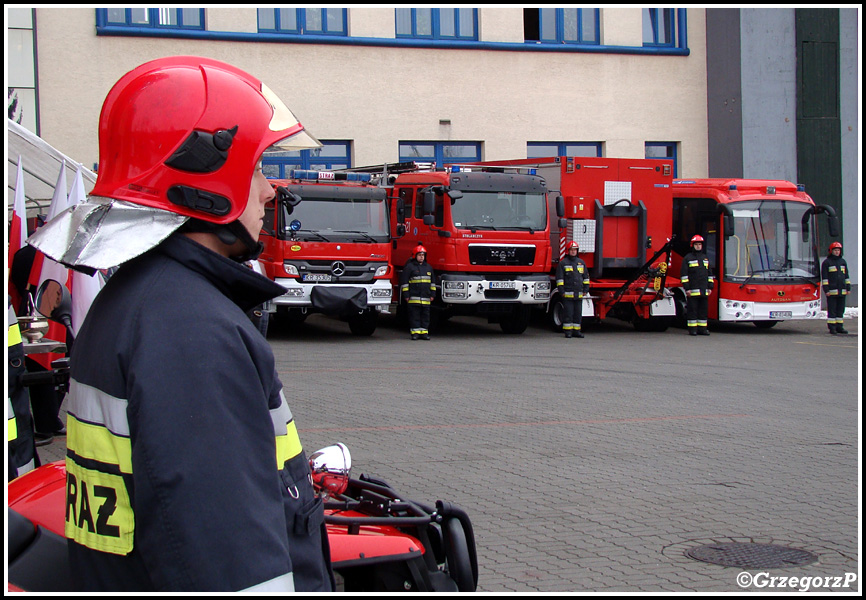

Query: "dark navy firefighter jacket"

xmin=65 ymin=233 xmax=333 ymax=592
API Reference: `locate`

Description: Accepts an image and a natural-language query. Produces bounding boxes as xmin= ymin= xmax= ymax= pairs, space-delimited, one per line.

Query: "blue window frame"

xmin=643 ymin=9 xmax=676 ymax=47
xmin=101 ymin=8 xmax=203 ymax=29
xmin=257 ymin=8 xmax=346 ymax=36
xmin=399 ymin=142 xmax=481 ymax=168
xmin=645 ymin=142 xmax=677 ymax=177
xmin=528 ymin=142 xmax=602 ymax=158
xmin=395 ymin=8 xmax=477 ymax=41
xmin=525 ymin=8 xmax=599 ymax=45
xmin=262 ymin=141 xmax=352 ymax=179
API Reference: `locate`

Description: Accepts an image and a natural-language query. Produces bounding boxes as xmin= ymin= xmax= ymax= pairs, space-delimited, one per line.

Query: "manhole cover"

xmin=686 ymin=543 xmax=818 ymax=569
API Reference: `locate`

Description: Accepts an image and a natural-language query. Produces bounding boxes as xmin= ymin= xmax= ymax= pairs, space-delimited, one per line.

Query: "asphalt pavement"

xmin=41 ymin=310 xmax=860 ymax=593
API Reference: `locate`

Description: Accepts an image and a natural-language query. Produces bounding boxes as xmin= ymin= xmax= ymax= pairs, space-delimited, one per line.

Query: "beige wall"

xmin=32 ymin=8 xmax=708 ymax=177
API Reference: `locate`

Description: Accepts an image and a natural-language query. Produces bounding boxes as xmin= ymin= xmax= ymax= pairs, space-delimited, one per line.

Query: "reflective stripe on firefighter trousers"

xmin=65 ymin=382 xmax=302 ymax=556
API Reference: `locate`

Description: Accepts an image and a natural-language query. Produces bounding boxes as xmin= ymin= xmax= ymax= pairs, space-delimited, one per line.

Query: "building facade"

xmin=6 ymin=7 xmax=859 ymax=291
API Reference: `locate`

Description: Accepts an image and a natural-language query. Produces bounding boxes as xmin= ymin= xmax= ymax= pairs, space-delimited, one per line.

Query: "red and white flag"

xmin=8 ymin=156 xmax=28 ymax=267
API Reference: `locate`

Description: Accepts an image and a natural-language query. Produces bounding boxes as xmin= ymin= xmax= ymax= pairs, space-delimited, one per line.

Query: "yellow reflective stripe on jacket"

xmin=408 ymin=277 xmax=432 ymax=283
xmin=273 ymin=390 xmax=303 ymax=467
xmin=8 ymin=398 xmax=18 ymax=441
xmin=8 ymin=323 xmax=22 ymax=347
xmin=67 ymin=413 xmax=134 ymax=474
xmin=65 ymin=458 xmax=135 ymax=555
xmin=65 ymin=380 xmax=135 ymax=555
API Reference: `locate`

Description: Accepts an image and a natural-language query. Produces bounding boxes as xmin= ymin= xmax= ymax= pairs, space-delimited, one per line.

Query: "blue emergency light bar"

xmin=290 ymin=169 xmax=372 ymax=182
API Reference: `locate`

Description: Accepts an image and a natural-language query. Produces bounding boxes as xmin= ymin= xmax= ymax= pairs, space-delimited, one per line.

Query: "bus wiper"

xmin=739 ymin=270 xmax=772 ymax=288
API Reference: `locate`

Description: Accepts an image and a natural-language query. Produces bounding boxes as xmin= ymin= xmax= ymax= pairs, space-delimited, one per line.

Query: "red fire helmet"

xmin=414 ymin=245 xmax=428 ymax=256
xmin=90 ymin=56 xmax=320 ymax=225
xmin=829 ymin=241 xmax=842 ymax=252
xmin=690 ymin=235 xmax=705 ymax=245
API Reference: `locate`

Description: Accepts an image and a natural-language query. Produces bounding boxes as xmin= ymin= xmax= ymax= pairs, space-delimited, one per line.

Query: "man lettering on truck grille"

xmin=27 ymin=56 xmax=333 ymax=592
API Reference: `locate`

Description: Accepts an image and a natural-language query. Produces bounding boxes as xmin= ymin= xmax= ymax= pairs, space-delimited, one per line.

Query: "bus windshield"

xmin=723 ymin=200 xmax=819 ymax=283
xmin=451 ymin=191 xmax=547 ymax=231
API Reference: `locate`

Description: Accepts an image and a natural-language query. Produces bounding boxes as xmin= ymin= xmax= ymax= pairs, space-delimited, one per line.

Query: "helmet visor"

xmin=262 ymin=84 xmax=322 ymax=151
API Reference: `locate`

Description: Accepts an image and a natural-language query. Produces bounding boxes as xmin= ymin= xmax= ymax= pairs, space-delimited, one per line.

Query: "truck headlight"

xmin=284 ymin=263 xmax=299 ymax=276
xmin=444 ymin=281 xmax=466 ymax=290
xmin=374 ymin=265 xmax=389 ymax=277
xmin=536 ymin=281 xmax=551 ymax=291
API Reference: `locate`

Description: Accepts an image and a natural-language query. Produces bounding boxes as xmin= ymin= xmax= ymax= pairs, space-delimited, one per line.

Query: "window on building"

xmin=528 ymin=142 xmax=602 ymax=158
xmin=399 ymin=142 xmax=481 ymax=168
xmin=643 ymin=8 xmax=675 ymax=47
xmin=645 ymin=142 xmax=677 ymax=177
xmin=102 ymin=8 xmax=204 ymax=29
xmin=395 ymin=8 xmax=477 ymax=40
xmin=262 ymin=141 xmax=352 ymax=179
xmin=257 ymin=8 xmax=346 ymax=35
xmin=524 ymin=8 xmax=599 ymax=44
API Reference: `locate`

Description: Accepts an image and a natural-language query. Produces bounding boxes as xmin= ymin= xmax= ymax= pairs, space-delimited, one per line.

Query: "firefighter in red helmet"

xmin=821 ymin=241 xmax=851 ymax=334
xmin=400 ymin=245 xmax=437 ymax=339
xmin=680 ymin=235 xmax=715 ymax=336
xmin=555 ymin=241 xmax=590 ymax=338
xmin=27 ymin=57 xmax=333 ymax=592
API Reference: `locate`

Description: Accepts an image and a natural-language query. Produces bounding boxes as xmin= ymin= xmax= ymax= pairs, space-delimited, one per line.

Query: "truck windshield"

xmin=723 ymin=200 xmax=819 ymax=283
xmin=451 ymin=191 xmax=547 ymax=231
xmin=283 ymin=196 xmax=390 ymax=242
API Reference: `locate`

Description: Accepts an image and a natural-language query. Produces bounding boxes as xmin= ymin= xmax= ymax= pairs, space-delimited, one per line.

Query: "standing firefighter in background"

xmin=401 ymin=245 xmax=436 ymax=340
xmin=26 ymin=56 xmax=333 ymax=592
xmin=8 ymin=297 xmax=38 ymax=480
xmin=680 ymin=235 xmax=714 ymax=336
xmin=556 ymin=241 xmax=590 ymax=338
xmin=821 ymin=242 xmax=851 ymax=335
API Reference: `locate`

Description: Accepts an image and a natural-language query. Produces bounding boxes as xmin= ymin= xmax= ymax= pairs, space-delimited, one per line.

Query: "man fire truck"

xmin=368 ymin=162 xmax=554 ymax=334
xmin=259 ymin=170 xmax=393 ymax=335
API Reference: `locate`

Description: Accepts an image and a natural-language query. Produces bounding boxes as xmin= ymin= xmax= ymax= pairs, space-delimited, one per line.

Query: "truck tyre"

xmin=348 ymin=309 xmax=378 ymax=336
xmin=500 ymin=306 xmax=530 ymax=334
xmin=548 ymin=298 xmax=564 ymax=332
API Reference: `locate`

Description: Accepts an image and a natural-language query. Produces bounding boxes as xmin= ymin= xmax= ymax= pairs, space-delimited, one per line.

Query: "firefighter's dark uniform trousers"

xmin=401 ymin=259 xmax=436 ymax=338
xmin=555 ymin=255 xmax=590 ymax=336
xmin=680 ymin=250 xmax=714 ymax=334
xmin=821 ymin=253 xmax=851 ymax=333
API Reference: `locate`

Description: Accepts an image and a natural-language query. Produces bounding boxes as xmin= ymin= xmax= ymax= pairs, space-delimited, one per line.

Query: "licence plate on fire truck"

xmin=303 ymin=274 xmax=332 ymax=282
xmin=489 ymin=281 xmax=515 ymax=289
xmin=769 ymin=311 xmax=792 ymax=319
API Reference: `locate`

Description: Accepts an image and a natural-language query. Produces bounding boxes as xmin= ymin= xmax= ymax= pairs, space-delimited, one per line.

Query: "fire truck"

xmin=374 ymin=162 xmax=554 ymax=334
xmin=670 ymin=178 xmax=839 ymax=328
xmin=259 ymin=170 xmax=393 ymax=336
xmin=464 ymin=156 xmax=679 ymax=331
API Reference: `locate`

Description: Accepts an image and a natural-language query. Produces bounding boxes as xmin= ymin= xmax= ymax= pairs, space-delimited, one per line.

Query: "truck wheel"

xmin=548 ymin=298 xmax=564 ymax=332
xmin=348 ymin=310 xmax=378 ymax=336
xmin=500 ymin=306 xmax=530 ymax=334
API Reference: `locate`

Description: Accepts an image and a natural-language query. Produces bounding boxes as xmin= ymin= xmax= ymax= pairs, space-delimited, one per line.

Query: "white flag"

xmin=8 ymin=156 xmax=28 ymax=265
xmin=68 ymin=165 xmax=104 ymax=334
xmin=38 ymin=162 xmax=71 ymax=287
